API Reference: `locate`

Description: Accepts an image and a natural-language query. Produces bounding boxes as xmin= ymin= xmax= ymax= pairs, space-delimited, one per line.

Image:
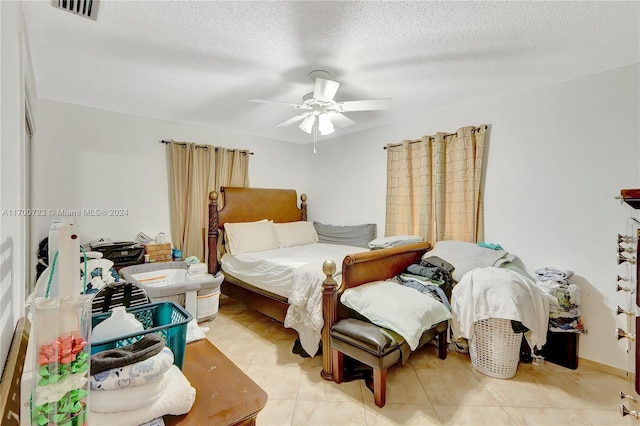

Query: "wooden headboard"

xmin=207 ymin=187 xmax=307 ymax=273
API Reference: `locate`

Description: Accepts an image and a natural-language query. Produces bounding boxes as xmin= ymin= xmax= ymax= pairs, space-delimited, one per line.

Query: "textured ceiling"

xmin=22 ymin=1 xmax=640 ymax=144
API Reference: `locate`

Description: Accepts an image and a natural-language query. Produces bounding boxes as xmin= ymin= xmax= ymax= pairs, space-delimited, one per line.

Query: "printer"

xmin=89 ymin=240 xmax=145 ymax=268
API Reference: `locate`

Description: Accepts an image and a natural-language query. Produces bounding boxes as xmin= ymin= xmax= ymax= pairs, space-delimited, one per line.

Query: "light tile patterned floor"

xmin=200 ymin=296 xmax=632 ymax=426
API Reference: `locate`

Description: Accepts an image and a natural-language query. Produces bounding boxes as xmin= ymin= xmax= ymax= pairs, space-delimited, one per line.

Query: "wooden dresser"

xmin=164 ymin=339 xmax=268 ymax=426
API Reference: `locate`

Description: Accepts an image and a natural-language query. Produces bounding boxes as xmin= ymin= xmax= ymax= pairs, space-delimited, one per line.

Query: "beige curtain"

xmin=167 ymin=142 xmax=250 ymax=261
xmin=385 ymin=137 xmax=434 ymax=241
xmin=385 ymin=125 xmax=486 ymax=243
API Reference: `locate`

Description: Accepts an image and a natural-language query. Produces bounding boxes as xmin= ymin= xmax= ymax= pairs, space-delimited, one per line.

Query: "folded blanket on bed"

xmin=89 ymin=365 xmax=195 ymax=425
xmin=368 ymin=235 xmax=423 ymax=250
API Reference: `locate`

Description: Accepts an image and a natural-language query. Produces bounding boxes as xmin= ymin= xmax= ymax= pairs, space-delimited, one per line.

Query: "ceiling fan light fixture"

xmin=318 ymin=113 xmax=334 ymax=135
xmin=299 ymin=115 xmax=315 ymax=134
xmin=250 ymin=69 xmax=390 ymax=141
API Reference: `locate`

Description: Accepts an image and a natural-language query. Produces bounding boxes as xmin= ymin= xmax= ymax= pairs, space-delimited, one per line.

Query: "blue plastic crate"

xmin=91 ymin=301 xmax=192 ymax=369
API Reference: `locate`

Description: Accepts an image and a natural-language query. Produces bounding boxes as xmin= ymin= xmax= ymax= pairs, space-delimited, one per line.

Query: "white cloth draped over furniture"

xmin=451 ymin=267 xmax=552 ymax=349
xmin=284 ymin=264 xmax=330 ymax=356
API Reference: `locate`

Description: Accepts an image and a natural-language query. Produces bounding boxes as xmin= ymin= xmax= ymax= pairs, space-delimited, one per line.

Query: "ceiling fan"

xmin=250 ymin=70 xmax=392 ymax=136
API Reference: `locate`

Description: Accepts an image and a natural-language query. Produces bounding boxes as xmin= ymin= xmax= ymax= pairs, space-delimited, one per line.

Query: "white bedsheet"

xmin=221 ymin=242 xmax=367 ymax=356
xmin=220 ymin=243 xmax=364 ymax=298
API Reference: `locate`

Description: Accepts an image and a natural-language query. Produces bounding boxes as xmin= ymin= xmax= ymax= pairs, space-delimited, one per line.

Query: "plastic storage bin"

xmin=120 ymin=261 xmax=223 ymax=322
xmin=197 ymin=285 xmax=221 ymax=322
xmin=469 ymin=318 xmax=522 ymax=379
xmin=91 ymin=301 xmax=192 ymax=369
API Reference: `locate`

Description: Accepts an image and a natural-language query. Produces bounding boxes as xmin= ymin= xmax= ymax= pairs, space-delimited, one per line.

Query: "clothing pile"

xmin=88 ymin=334 xmax=196 ymax=425
xmin=533 ymin=267 xmax=587 ymax=333
xmin=392 ymin=255 xmax=455 ymax=309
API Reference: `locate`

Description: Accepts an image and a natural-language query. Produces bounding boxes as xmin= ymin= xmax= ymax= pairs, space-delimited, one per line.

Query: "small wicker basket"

xmin=469 ymin=318 xmax=522 ymax=379
xmin=143 ymin=242 xmax=172 ymax=262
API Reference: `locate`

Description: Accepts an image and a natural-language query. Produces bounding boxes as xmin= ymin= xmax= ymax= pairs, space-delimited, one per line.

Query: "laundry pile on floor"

xmin=533 ymin=267 xmax=587 ymax=333
xmin=88 ymin=334 xmax=195 ymax=425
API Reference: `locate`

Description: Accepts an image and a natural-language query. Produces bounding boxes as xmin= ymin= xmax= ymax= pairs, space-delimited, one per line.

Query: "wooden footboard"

xmin=320 ymin=242 xmax=432 ymax=380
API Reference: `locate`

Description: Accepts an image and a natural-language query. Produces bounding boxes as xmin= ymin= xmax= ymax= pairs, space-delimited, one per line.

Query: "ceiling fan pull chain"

xmin=313 ymin=122 xmax=318 ymax=154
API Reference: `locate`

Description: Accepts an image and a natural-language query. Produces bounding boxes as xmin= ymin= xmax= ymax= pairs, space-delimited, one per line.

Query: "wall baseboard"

xmin=579 ymin=357 xmax=630 ymax=379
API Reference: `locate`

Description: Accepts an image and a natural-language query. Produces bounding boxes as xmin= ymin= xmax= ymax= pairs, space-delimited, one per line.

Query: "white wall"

xmin=0 ymin=0 xmax=37 ymax=373
xmin=308 ymin=64 xmax=640 ymax=370
xmin=33 ymin=100 xmax=310 ymax=245
xmin=29 ymin=60 xmax=640 ymax=370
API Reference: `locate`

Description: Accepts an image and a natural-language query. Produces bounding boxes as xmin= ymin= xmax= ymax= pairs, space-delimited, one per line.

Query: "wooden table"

xmin=164 ymin=339 xmax=268 ymax=426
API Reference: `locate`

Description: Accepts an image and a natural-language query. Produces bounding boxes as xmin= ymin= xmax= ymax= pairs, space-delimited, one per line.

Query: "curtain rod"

xmin=160 ymin=140 xmax=254 ymax=155
xmin=383 ymin=125 xmax=488 ymax=150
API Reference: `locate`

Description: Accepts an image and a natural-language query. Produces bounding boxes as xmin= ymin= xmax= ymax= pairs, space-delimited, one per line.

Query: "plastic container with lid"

xmin=91 ymin=306 xmax=144 ymax=342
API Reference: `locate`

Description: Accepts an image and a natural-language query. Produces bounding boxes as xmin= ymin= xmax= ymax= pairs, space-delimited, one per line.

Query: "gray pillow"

xmin=313 ymin=222 xmax=377 ymax=249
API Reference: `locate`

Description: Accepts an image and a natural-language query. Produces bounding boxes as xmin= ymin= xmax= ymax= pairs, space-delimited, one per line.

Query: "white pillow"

xmin=340 ymin=280 xmax=452 ymax=350
xmin=424 ymin=240 xmax=514 ymax=282
xmin=224 ymin=220 xmax=279 ymax=255
xmin=223 ymin=219 xmax=266 ymax=251
xmin=274 ymin=221 xmax=319 ymax=248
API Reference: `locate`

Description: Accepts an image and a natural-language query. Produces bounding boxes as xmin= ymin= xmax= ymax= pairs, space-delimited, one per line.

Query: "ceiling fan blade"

xmin=328 ymin=112 xmax=355 ymax=128
xmin=313 ymin=78 xmax=340 ymax=102
xmin=250 ymin=99 xmax=311 ymax=109
xmin=336 ymin=98 xmax=392 ymax=112
xmin=276 ymin=112 xmax=314 ymax=127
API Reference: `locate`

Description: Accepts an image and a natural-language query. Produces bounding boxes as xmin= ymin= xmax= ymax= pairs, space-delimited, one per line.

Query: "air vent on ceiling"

xmin=51 ymin=0 xmax=99 ymax=21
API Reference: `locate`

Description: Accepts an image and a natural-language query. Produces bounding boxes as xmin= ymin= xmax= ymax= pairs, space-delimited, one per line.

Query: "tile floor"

xmin=200 ymin=296 xmax=633 ymax=425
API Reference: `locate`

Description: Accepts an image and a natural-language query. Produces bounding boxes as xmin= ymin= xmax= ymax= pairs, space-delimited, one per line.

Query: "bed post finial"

xmin=208 ymin=191 xmax=219 ymax=274
xmin=321 ymin=259 xmax=338 ymax=381
xmin=301 ymin=194 xmax=307 ymax=221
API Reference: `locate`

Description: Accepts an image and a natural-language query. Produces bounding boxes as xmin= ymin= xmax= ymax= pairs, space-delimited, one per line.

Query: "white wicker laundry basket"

xmin=469 ymin=318 xmax=522 ymax=379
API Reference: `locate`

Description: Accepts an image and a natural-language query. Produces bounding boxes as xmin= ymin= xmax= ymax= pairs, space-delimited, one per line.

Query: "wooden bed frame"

xmin=207 ymin=187 xmax=446 ymax=380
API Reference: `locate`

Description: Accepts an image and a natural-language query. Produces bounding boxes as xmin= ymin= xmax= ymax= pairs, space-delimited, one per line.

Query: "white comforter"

xmin=451 ymin=267 xmax=552 ymax=349
xmin=221 ymin=243 xmax=367 ymax=355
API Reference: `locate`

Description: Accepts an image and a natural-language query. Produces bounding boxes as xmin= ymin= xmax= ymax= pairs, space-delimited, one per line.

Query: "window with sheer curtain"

xmin=385 ymin=125 xmax=487 ymax=243
xmin=167 ymin=141 xmax=250 ymax=261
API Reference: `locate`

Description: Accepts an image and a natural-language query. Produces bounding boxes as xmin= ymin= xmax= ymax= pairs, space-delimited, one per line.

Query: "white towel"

xmin=89 ymin=374 xmax=165 ymax=412
xmin=89 ymin=365 xmax=196 ymax=425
